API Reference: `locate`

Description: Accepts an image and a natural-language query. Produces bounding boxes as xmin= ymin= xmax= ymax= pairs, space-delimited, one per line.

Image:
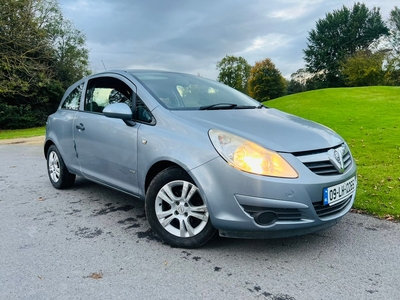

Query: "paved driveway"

xmin=1 ymin=143 xmax=399 ymax=299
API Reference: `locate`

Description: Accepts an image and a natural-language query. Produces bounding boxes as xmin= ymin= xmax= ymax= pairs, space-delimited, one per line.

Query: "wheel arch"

xmin=44 ymin=139 xmax=55 ymax=159
xmin=144 ymin=160 xmax=185 ymax=193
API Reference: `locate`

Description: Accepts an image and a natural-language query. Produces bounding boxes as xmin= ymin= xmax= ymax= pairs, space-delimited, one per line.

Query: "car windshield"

xmin=130 ymin=71 xmax=260 ymax=110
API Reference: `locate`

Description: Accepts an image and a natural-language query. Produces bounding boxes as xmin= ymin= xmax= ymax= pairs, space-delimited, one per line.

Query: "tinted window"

xmin=62 ymin=83 xmax=83 ymax=110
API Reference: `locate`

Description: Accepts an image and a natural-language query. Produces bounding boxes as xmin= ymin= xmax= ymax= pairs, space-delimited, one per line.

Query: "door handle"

xmin=76 ymin=123 xmax=85 ymax=131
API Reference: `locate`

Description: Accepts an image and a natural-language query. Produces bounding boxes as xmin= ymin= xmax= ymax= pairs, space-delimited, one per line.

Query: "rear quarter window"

xmin=62 ymin=83 xmax=83 ymax=110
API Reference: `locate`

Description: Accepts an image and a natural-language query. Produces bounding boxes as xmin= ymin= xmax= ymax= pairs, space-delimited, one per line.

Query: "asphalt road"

xmin=1 ymin=143 xmax=399 ymax=300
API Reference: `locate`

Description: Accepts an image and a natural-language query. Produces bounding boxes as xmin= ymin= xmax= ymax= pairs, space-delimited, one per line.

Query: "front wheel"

xmin=145 ymin=167 xmax=216 ymax=248
xmin=47 ymin=145 xmax=76 ymax=189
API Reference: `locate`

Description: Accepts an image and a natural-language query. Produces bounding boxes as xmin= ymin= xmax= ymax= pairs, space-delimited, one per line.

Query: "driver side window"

xmin=84 ymin=77 xmax=132 ymax=113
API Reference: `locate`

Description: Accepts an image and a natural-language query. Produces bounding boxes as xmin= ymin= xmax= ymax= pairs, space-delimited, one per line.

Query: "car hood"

xmin=171 ymin=108 xmax=343 ymax=153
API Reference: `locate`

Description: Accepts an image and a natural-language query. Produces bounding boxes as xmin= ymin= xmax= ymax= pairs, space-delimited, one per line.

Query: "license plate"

xmin=323 ymin=176 xmax=357 ymax=206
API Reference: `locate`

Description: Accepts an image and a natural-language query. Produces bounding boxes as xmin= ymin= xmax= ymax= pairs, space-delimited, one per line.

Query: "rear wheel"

xmin=145 ymin=167 xmax=216 ymax=248
xmin=47 ymin=145 xmax=75 ymax=189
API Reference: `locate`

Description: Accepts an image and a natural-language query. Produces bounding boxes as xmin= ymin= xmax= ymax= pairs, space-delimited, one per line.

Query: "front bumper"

xmin=189 ymin=154 xmax=357 ymax=239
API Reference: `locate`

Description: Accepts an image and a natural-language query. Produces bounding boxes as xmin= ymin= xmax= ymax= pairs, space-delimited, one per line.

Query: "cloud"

xmin=268 ymin=0 xmax=324 ymax=20
xmin=59 ymin=0 xmax=396 ymax=80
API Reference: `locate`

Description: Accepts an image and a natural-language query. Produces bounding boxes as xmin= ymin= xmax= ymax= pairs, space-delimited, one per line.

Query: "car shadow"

xmin=66 ymin=176 xmax=346 ymax=255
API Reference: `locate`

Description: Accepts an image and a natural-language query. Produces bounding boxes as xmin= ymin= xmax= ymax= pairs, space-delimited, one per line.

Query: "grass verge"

xmin=267 ymin=86 xmax=400 ymax=221
xmin=0 ymin=126 xmax=46 ymax=140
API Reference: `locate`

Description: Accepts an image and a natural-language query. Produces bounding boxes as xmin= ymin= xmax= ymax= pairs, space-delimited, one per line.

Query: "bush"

xmin=0 ymin=103 xmax=50 ymax=129
xmin=0 ymin=80 xmax=63 ymax=130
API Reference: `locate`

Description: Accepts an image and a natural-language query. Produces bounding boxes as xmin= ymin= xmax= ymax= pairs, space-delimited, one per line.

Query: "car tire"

xmin=145 ymin=167 xmax=217 ymax=248
xmin=47 ymin=145 xmax=76 ymax=189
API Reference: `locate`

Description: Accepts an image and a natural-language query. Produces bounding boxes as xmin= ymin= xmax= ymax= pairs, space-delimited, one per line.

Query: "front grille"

xmin=241 ymin=205 xmax=305 ymax=221
xmin=313 ymin=195 xmax=353 ymax=218
xmin=303 ymin=160 xmax=337 ymax=175
xmin=294 ymin=144 xmax=353 ymax=176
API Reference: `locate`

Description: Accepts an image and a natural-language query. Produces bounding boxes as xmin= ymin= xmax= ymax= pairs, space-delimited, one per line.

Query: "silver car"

xmin=45 ymin=70 xmax=357 ymax=248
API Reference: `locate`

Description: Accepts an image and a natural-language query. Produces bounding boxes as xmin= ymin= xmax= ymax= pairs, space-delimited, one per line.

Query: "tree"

xmin=0 ymin=0 xmax=90 ymax=129
xmin=216 ymin=55 xmax=251 ymax=94
xmin=286 ymin=68 xmax=311 ymax=94
xmin=287 ymin=80 xmax=304 ymax=95
xmin=388 ymin=6 xmax=400 ymax=55
xmin=35 ymin=0 xmax=90 ymax=88
xmin=248 ymin=58 xmax=286 ymax=102
xmin=0 ymin=0 xmax=54 ymax=100
xmin=341 ymin=50 xmax=385 ymax=86
xmin=384 ymin=7 xmax=400 ymax=85
xmin=384 ymin=56 xmax=400 ymax=86
xmin=304 ymin=2 xmax=389 ymax=87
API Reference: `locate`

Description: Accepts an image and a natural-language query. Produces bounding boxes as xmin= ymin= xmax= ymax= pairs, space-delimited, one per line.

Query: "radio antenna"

xmin=101 ymin=60 xmax=107 ymax=70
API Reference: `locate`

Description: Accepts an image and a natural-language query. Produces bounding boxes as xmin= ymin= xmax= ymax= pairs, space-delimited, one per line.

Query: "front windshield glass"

xmin=130 ymin=71 xmax=260 ymax=110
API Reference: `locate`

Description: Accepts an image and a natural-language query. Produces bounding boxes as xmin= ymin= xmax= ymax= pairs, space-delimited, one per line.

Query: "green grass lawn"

xmin=0 ymin=126 xmax=46 ymax=139
xmin=267 ymin=86 xmax=400 ymax=220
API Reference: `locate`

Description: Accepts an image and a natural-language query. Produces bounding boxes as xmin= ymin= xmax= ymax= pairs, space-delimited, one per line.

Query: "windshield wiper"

xmin=199 ymin=103 xmax=263 ymax=110
xmin=199 ymin=103 xmax=238 ymax=110
xmin=236 ymin=105 xmax=259 ymax=109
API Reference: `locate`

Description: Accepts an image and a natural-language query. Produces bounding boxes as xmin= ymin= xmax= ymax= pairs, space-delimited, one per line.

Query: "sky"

xmin=58 ymin=0 xmax=396 ymax=80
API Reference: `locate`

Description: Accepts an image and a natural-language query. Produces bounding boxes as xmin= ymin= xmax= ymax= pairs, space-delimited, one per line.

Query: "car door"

xmin=73 ymin=74 xmax=140 ymax=195
xmin=53 ymin=81 xmax=84 ymax=174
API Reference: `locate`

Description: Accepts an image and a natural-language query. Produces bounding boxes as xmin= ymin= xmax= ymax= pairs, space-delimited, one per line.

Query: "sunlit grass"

xmin=0 ymin=126 xmax=46 ymax=139
xmin=267 ymin=86 xmax=400 ymax=221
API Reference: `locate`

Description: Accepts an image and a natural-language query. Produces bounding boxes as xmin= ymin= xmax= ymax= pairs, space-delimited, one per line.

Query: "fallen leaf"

xmin=88 ymin=271 xmax=103 ymax=280
xmin=385 ymin=215 xmax=394 ymax=221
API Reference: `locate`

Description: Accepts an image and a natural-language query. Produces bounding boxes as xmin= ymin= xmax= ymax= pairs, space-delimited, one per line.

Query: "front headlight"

xmin=209 ymin=129 xmax=298 ymax=178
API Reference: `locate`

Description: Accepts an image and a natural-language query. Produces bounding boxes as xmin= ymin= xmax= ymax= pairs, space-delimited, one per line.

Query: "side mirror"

xmin=103 ymin=103 xmax=133 ymax=120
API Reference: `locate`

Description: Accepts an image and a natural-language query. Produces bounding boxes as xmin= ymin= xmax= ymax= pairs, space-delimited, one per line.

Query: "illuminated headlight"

xmin=209 ymin=129 xmax=298 ymax=178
